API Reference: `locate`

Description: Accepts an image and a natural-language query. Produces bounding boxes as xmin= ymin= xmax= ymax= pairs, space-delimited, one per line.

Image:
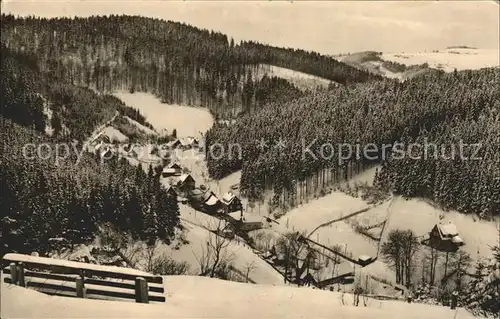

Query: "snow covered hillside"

xmin=113 ymin=91 xmax=214 ymax=137
xmin=252 ymin=64 xmax=335 ymax=91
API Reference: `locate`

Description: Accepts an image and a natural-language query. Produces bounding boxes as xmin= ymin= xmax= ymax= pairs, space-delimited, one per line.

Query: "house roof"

xmin=358 ymin=255 xmax=371 ymax=262
xmin=180 ymin=137 xmax=199 ymax=146
xmin=164 ymin=185 xmax=176 ymax=192
xmin=229 ymin=212 xmax=262 ymax=224
xmin=166 ymin=139 xmax=181 ymax=148
xmin=438 ymin=223 xmax=459 ymax=237
xmin=168 ymin=162 xmax=182 ymax=169
xmin=205 ymin=195 xmax=220 ymax=206
xmin=162 ymin=167 xmax=176 ymax=174
xmin=190 ymin=188 xmax=204 ymax=196
xmin=178 ymin=174 xmax=194 ymax=183
xmin=451 ymin=235 xmax=463 ymax=244
xmin=221 ymin=192 xmax=238 ymax=205
xmin=203 ymin=190 xmax=216 ymax=201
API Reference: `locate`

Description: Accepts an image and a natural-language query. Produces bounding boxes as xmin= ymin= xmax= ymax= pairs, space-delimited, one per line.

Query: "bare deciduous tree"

xmin=276 ymin=231 xmax=307 ymax=284
xmin=381 ymin=229 xmax=420 ymax=288
xmin=244 ymin=261 xmax=256 ymax=283
xmin=194 ymin=219 xmax=235 ymax=279
xmin=134 ymin=241 xmax=190 ymax=275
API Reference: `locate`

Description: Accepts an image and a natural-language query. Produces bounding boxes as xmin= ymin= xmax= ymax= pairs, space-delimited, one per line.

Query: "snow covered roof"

xmin=167 ymin=162 xmax=182 ymax=169
xmin=178 ymin=174 xmax=193 ymax=183
xmin=164 ymin=185 xmax=176 ymax=194
xmin=179 ymin=137 xmax=199 ymax=146
xmin=203 ymin=190 xmax=215 ymax=201
xmin=451 ymin=235 xmax=464 ymax=244
xmin=190 ymin=188 xmax=204 ymax=196
xmin=230 ymin=212 xmax=262 ymax=223
xmin=438 ymin=223 xmax=459 ymax=237
xmin=166 ymin=139 xmax=180 ymax=147
xmin=221 ymin=192 xmax=237 ymax=205
xmin=228 ymin=211 xmax=242 ymax=220
xmin=205 ymin=195 xmax=220 ymax=206
xmin=358 ymin=255 xmax=372 ymax=262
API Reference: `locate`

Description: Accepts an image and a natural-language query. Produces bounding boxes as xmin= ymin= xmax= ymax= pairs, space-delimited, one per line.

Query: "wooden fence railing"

xmin=2 ymin=253 xmax=165 ymax=303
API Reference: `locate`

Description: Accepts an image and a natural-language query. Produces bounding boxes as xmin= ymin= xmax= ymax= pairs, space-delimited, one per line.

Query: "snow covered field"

xmin=276 ymin=192 xmax=369 ymax=236
xmin=338 ymin=47 xmax=499 ymax=81
xmin=113 ymin=92 xmax=214 ymax=138
xmin=1 ymin=275 xmax=476 ymax=318
xmin=382 ymin=48 xmax=499 ymax=72
xmin=253 ymin=64 xmax=334 ymax=90
xmin=381 ymin=196 xmax=500 ymax=263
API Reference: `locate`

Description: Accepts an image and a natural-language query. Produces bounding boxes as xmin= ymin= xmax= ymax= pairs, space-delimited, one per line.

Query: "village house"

xmin=357 ymin=255 xmax=374 ymax=266
xmin=161 ymin=162 xmax=182 ymax=177
xmin=180 ymin=137 xmax=199 ymax=149
xmin=202 ymin=191 xmax=221 ymax=214
xmin=429 ymin=222 xmax=464 ymax=252
xmin=216 ymin=221 xmax=235 ymax=239
xmin=229 ymin=212 xmax=263 ymax=231
xmin=164 ymin=185 xmax=178 ymax=199
xmin=177 ymin=173 xmax=196 ymax=194
xmin=166 ymin=139 xmax=182 ymax=149
xmin=220 ymin=191 xmax=243 ymax=215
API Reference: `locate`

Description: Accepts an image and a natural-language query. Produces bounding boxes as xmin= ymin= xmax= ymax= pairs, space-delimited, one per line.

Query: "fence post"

xmin=76 ymin=278 xmax=86 ymax=298
xmin=9 ymin=262 xmax=18 ymax=285
xmin=135 ymin=277 xmax=149 ymax=303
xmin=16 ymin=262 xmax=26 ymax=287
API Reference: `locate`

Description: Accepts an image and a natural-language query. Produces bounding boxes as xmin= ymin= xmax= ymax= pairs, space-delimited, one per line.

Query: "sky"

xmin=1 ymin=0 xmax=499 ymax=54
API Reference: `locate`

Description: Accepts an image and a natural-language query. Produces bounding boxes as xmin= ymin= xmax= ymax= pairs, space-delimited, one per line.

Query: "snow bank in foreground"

xmin=2 ymin=275 xmax=476 ymax=318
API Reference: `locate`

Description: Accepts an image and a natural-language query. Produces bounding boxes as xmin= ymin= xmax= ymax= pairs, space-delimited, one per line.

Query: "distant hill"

xmin=335 ymin=48 xmax=499 ymax=81
xmin=0 ymin=14 xmax=380 ymax=119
